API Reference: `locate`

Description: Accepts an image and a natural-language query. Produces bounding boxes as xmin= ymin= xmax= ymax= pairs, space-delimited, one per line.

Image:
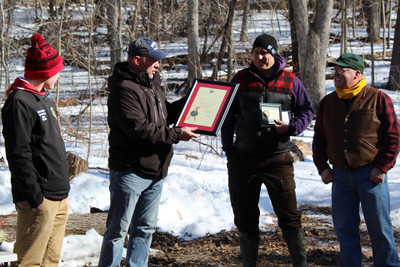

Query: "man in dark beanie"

xmin=2 ymin=33 xmax=69 ymax=266
xmin=252 ymin=33 xmax=278 ymax=59
xmin=221 ymin=33 xmax=313 ymax=266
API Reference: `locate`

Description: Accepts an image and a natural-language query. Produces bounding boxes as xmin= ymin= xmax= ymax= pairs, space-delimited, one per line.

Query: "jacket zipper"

xmin=149 ymin=80 xmax=166 ymax=124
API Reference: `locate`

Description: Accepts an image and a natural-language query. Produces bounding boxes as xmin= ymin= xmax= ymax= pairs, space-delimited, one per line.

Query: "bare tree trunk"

xmin=187 ymin=0 xmax=201 ymax=85
xmin=49 ymin=0 xmax=56 ymax=17
xmin=141 ymin=0 xmax=160 ymax=39
xmin=131 ymin=0 xmax=141 ymax=40
xmin=352 ymin=0 xmax=357 ymax=37
xmin=211 ymin=0 xmax=237 ymax=81
xmin=161 ymin=0 xmax=168 ymax=32
xmin=340 ymin=0 xmax=348 ymax=54
xmin=0 ymin=0 xmax=9 ymax=92
xmin=168 ymin=0 xmax=175 ymax=38
xmin=227 ymin=18 xmax=234 ymax=81
xmin=364 ymin=0 xmax=381 ymax=42
xmin=56 ymin=0 xmax=66 ymax=128
xmin=86 ymin=0 xmax=95 ymax=162
xmin=240 ymin=0 xmax=250 ymax=42
xmin=142 ymin=1 xmax=150 ymax=38
xmin=0 ymin=0 xmax=16 ymax=92
xmin=369 ymin=0 xmax=376 ymax=86
xmin=388 ymin=4 xmax=400 ymax=90
xmin=40 ymin=0 xmax=44 ymax=24
xmin=107 ymin=0 xmax=122 ymax=67
xmin=150 ymin=0 xmax=160 ymax=40
xmin=288 ymin=2 xmax=300 ymax=76
xmin=289 ymin=0 xmax=334 ymax=107
xmin=201 ymin=0 xmax=213 ymax=56
xmin=387 ymin=0 xmax=392 ymax=49
xmin=382 ymin=0 xmax=386 ymax=58
xmin=371 ymin=40 xmax=375 ymax=86
xmin=267 ymin=1 xmax=282 ymax=36
xmin=35 ymin=0 xmax=43 ymax=21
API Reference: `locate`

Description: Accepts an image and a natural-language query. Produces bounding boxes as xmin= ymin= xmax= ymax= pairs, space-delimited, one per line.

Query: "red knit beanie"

xmin=24 ymin=33 xmax=64 ymax=79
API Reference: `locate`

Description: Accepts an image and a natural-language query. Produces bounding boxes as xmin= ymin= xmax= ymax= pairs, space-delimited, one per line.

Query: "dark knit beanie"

xmin=24 ymin=33 xmax=64 ymax=79
xmin=252 ymin=34 xmax=278 ymax=58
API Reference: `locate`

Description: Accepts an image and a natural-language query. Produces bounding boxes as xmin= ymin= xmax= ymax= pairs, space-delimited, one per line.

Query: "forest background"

xmin=0 ymin=0 xmax=397 ymax=161
xmin=0 ymin=0 xmax=399 ymax=106
xmin=0 ymin=0 xmax=399 ymax=266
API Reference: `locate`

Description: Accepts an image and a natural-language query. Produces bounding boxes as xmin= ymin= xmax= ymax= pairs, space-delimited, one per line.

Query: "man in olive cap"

xmin=222 ymin=33 xmax=314 ymax=266
xmin=313 ymin=53 xmax=400 ymax=266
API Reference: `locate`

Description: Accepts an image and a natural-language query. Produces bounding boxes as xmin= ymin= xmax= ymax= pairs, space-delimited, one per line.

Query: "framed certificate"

xmin=175 ymin=79 xmax=239 ymax=136
xmin=260 ymin=103 xmax=282 ymax=125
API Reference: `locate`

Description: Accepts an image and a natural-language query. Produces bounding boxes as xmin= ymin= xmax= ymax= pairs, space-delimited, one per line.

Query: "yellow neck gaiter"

xmin=336 ymin=77 xmax=366 ymax=99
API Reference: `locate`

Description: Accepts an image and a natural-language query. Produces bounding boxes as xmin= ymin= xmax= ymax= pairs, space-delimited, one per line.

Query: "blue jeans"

xmin=332 ymin=165 xmax=400 ymax=267
xmin=98 ymin=170 xmax=164 ymax=267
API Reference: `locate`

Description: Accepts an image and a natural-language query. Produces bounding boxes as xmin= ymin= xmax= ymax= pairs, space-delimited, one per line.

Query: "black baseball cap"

xmin=128 ymin=38 xmax=167 ymax=60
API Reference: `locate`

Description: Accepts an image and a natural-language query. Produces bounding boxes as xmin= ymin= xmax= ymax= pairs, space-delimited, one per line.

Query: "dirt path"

xmin=2 ymin=205 xmax=399 ymax=266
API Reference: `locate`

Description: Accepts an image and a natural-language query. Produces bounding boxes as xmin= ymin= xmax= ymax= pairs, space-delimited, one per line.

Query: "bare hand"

xmin=274 ymin=119 xmax=289 ymax=135
xmin=370 ymin=167 xmax=385 ymax=184
xmin=180 ymin=127 xmax=200 ymax=141
xmin=32 ymin=203 xmax=42 ymax=213
xmin=321 ymin=168 xmax=333 ymax=184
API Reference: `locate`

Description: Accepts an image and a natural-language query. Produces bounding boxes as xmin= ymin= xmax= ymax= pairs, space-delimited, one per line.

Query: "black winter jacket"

xmin=107 ymin=62 xmax=183 ymax=179
xmin=2 ymin=78 xmax=70 ymax=208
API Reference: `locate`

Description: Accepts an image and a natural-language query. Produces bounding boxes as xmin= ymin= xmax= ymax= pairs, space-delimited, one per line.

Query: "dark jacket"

xmin=2 ymin=77 xmax=70 ymax=208
xmin=221 ymin=54 xmax=314 ymax=156
xmin=107 ymin=62 xmax=183 ymax=179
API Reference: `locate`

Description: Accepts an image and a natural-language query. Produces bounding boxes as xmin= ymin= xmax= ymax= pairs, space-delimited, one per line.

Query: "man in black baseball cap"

xmin=128 ymin=38 xmax=167 ymax=60
xmin=99 ymin=38 xmax=199 ymax=267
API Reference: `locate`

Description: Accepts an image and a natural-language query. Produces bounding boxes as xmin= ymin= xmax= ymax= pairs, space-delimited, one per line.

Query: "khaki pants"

xmin=12 ymin=198 xmax=69 ymax=267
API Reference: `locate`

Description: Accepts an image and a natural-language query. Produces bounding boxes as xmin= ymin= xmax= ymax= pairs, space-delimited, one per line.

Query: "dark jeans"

xmin=227 ymin=150 xmax=302 ymax=240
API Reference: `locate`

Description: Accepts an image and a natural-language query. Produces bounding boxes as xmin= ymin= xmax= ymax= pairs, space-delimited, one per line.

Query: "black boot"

xmin=282 ymin=227 xmax=307 ymax=267
xmin=239 ymin=231 xmax=259 ymax=267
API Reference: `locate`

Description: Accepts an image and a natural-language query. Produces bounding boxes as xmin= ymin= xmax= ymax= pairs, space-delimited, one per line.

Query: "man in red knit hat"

xmin=2 ymin=33 xmax=69 ymax=267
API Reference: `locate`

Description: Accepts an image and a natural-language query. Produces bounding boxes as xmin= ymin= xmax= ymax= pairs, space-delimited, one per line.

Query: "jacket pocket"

xmin=280 ymin=176 xmax=296 ymax=190
xmin=139 ymin=153 xmax=160 ymax=173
